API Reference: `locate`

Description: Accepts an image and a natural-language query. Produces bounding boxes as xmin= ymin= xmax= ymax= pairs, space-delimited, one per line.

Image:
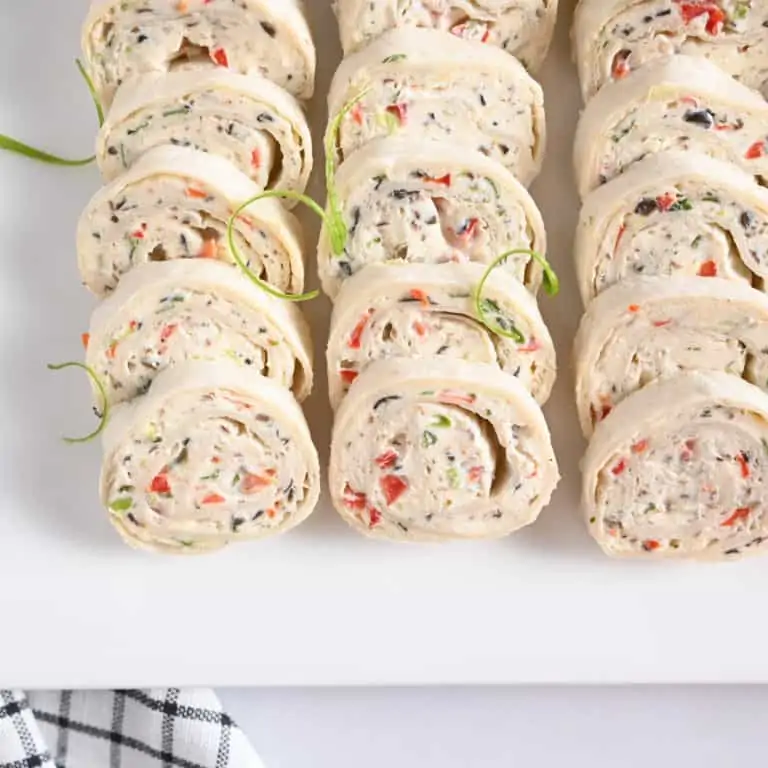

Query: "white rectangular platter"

xmin=2 ymin=0 xmax=767 ymax=689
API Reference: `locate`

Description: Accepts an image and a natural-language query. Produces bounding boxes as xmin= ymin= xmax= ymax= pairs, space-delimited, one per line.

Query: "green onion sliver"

xmin=76 ymin=58 xmax=105 ymax=128
xmin=474 ymin=249 xmax=560 ymax=340
xmin=0 ymin=60 xmax=105 ymax=167
xmin=226 ymin=190 xmax=321 ymax=303
xmin=324 ymin=86 xmax=372 ymax=255
xmin=0 ymin=135 xmax=95 ymax=166
xmin=47 ymin=362 xmax=109 ymax=444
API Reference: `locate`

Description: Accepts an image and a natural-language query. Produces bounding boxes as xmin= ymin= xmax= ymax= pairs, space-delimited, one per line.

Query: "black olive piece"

xmin=683 ymin=108 xmax=716 ymax=129
xmin=634 ymin=197 xmax=658 ymax=216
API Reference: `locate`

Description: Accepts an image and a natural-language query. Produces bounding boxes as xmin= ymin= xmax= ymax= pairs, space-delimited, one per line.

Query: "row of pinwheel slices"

xmin=572 ymin=4 xmax=768 ymax=560
xmin=74 ymin=0 xmax=324 ymax=554
xmin=320 ymin=12 xmax=561 ymax=540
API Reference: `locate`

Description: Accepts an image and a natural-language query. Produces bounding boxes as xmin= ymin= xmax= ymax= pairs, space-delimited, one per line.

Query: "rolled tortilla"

xmin=327 ymin=263 xmax=556 ymax=409
xmin=583 ymin=370 xmax=768 ymax=560
xmin=334 ymin=0 xmax=559 ymax=71
xmin=101 ymin=360 xmax=321 ymax=554
xmin=575 ymin=149 xmax=768 ymax=304
xmin=329 ymin=357 xmax=559 ymax=541
xmin=327 ymin=28 xmax=546 ymax=185
xmin=574 ymin=276 xmax=768 ymax=438
xmin=87 ymin=260 xmax=313 ymax=408
xmin=573 ymin=55 xmax=768 ymax=198
xmin=573 ymin=0 xmax=768 ymax=101
xmin=82 ymin=0 xmax=316 ymax=106
xmin=77 ymin=145 xmax=304 ymax=297
xmin=318 ymin=136 xmax=547 ymax=298
xmin=98 ymin=70 xmax=313 ymax=199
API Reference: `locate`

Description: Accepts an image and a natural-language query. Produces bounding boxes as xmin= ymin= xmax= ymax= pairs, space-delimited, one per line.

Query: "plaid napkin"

xmin=0 ymin=689 xmax=264 ymax=768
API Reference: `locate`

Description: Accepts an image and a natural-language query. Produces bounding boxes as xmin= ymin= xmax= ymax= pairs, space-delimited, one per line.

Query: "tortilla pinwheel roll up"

xmin=334 ymin=0 xmax=559 ymax=71
xmin=328 ymin=28 xmax=546 ymax=185
xmin=77 ymin=145 xmax=304 ymax=297
xmin=574 ymin=276 xmax=768 ymax=438
xmin=87 ymin=260 xmax=313 ymax=408
xmin=98 ymin=70 xmax=313 ymax=198
xmin=318 ymin=137 xmax=547 ymax=298
xmin=573 ymin=0 xmax=768 ymax=101
xmin=329 ymin=358 xmax=559 ymax=541
xmin=575 ymin=150 xmax=768 ymax=305
xmin=573 ymin=55 xmax=768 ymax=198
xmin=583 ymin=371 xmax=768 ymax=560
xmin=82 ymin=0 xmax=316 ymax=107
xmin=327 ymin=263 xmax=556 ymax=410
xmin=101 ymin=360 xmax=321 ymax=555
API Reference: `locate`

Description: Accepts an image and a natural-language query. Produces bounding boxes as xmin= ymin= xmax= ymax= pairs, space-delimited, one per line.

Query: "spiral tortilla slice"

xmin=101 ymin=360 xmax=320 ymax=555
xmin=575 ymin=149 xmax=768 ymax=305
xmin=329 ymin=357 xmax=559 ymax=542
xmin=573 ymin=55 xmax=768 ymax=198
xmin=318 ymin=136 xmax=547 ymax=298
xmin=98 ymin=70 xmax=313 ymax=199
xmin=87 ymin=259 xmax=313 ymax=408
xmin=583 ymin=370 xmax=768 ymax=560
xmin=327 ymin=27 xmax=546 ymax=185
xmin=77 ymin=145 xmax=304 ymax=297
xmin=82 ymin=0 xmax=316 ymax=106
xmin=334 ymin=0 xmax=558 ymax=71
xmin=327 ymin=263 xmax=556 ymax=410
xmin=573 ymin=0 xmax=768 ymax=101
xmin=574 ymin=276 xmax=768 ymax=438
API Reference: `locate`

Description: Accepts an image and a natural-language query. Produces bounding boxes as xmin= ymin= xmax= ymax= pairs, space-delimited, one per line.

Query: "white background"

xmin=4 ymin=0 xmax=768 ymax=735
xmin=220 ymin=687 xmax=766 ymax=767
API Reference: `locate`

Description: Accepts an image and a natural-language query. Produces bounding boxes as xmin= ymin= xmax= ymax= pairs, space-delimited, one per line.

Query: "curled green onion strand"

xmin=227 ymin=190 xmax=321 ymax=303
xmin=530 ymin=250 xmax=560 ymax=297
xmin=0 ymin=60 xmax=104 ymax=166
xmin=325 ymin=86 xmax=373 ymax=256
xmin=76 ymin=58 xmax=105 ymax=128
xmin=47 ymin=362 xmax=109 ymax=444
xmin=0 ymin=136 xmax=95 ymax=166
xmin=474 ymin=249 xmax=560 ymax=340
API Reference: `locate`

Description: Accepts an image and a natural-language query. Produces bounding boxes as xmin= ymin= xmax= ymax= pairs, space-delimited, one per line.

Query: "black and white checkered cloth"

xmin=0 ymin=690 xmax=264 ymax=768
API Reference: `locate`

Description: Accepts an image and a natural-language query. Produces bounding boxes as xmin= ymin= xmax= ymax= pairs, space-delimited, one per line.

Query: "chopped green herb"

xmin=422 ymin=430 xmax=438 ymax=448
xmin=162 ymin=106 xmax=191 ymax=118
xmin=126 ymin=121 xmax=150 ymax=136
xmin=431 ymin=415 xmax=453 ymax=429
xmin=669 ymin=196 xmax=693 ymax=212
xmin=382 ymin=54 xmax=407 ymax=63
xmin=379 ymin=111 xmax=400 ymax=135
xmin=486 ymin=177 xmax=501 ymax=199
xmin=611 ymin=119 xmax=636 ymax=143
xmin=478 ymin=297 xmax=524 ymax=344
xmin=447 ymin=467 xmax=461 ymax=489
xmin=109 ymin=497 xmax=133 ymax=513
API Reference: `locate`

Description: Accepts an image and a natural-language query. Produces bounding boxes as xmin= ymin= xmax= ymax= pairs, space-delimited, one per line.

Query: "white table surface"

xmin=220 ymin=687 xmax=764 ymax=767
